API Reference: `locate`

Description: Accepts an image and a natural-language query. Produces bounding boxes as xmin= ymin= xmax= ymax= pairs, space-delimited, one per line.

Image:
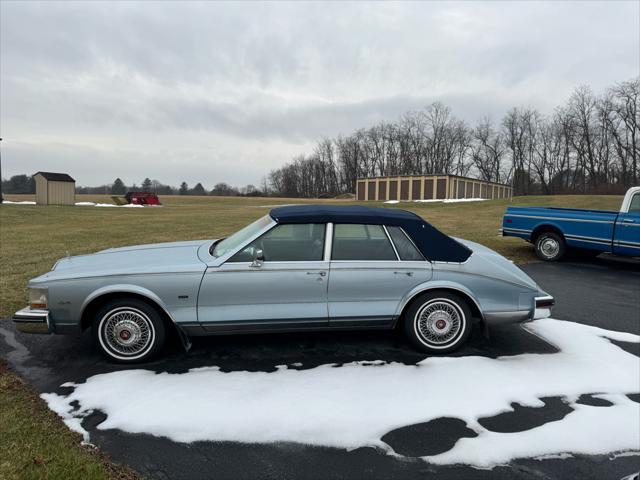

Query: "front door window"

xmin=229 ymin=223 xmax=326 ymax=262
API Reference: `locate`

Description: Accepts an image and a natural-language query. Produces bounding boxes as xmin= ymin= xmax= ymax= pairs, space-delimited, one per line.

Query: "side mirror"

xmin=250 ymin=248 xmax=264 ymax=268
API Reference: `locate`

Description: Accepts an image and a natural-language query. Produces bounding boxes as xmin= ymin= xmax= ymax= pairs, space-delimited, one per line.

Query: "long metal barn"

xmin=356 ymin=175 xmax=512 ymax=201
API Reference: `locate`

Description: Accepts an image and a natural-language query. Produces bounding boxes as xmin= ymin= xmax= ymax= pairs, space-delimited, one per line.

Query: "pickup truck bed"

xmin=502 ymin=187 xmax=640 ymax=261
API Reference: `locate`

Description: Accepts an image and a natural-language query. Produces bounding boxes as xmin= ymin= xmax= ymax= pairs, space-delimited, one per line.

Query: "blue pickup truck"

xmin=502 ymin=187 xmax=640 ymax=261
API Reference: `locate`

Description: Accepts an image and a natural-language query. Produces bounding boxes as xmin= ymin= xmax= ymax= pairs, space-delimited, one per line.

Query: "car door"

xmin=613 ymin=191 xmax=640 ymax=256
xmin=197 ymin=223 xmax=329 ymax=332
xmin=327 ymin=223 xmax=432 ymax=327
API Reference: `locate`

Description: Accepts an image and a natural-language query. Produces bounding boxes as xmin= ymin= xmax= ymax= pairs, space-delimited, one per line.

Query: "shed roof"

xmin=33 ymin=171 xmax=75 ymax=183
xmin=269 ymin=205 xmax=471 ymax=262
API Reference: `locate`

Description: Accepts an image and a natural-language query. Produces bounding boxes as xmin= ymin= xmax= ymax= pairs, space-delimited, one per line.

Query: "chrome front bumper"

xmin=13 ymin=307 xmax=51 ymax=334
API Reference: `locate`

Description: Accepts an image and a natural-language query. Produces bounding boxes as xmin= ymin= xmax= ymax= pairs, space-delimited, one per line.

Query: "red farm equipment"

xmin=111 ymin=191 xmax=162 ymax=206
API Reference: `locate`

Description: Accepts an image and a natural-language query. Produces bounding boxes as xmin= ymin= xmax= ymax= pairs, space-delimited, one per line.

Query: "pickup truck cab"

xmin=502 ymin=187 xmax=640 ymax=261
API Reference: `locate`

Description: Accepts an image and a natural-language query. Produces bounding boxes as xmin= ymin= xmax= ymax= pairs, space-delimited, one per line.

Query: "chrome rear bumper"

xmin=13 ymin=307 xmax=51 ymax=334
xmin=484 ymin=295 xmax=555 ymax=324
xmin=533 ymin=295 xmax=555 ymax=320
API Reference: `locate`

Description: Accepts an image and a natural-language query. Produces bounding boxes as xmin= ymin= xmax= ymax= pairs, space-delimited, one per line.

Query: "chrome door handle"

xmin=394 ymin=271 xmax=414 ymax=277
xmin=307 ymin=271 xmax=327 ymax=276
xmin=622 ymin=219 xmax=635 ymax=223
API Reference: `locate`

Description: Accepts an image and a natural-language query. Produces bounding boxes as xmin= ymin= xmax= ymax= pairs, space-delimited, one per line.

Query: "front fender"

xmin=395 ymin=280 xmax=484 ymax=320
xmin=80 ymin=284 xmax=177 ymax=326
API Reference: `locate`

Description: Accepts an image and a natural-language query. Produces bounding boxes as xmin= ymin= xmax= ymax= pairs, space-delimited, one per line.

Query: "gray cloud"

xmin=1 ymin=1 xmax=638 ymax=187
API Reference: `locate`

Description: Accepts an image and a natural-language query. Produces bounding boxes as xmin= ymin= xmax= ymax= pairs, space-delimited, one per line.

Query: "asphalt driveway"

xmin=1 ymin=254 xmax=639 ymax=480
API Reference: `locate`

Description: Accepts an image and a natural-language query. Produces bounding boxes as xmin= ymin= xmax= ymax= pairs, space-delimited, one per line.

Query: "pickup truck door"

xmin=613 ymin=191 xmax=640 ymax=256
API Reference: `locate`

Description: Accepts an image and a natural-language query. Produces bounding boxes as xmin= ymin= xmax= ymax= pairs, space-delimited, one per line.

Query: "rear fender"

xmin=396 ymin=280 xmax=484 ymax=321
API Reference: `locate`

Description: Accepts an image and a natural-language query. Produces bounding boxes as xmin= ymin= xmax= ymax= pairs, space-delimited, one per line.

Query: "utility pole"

xmin=0 ymin=137 xmax=4 ymax=204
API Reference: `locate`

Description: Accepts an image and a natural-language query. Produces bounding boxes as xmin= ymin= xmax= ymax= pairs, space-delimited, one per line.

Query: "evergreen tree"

xmin=191 ymin=182 xmax=206 ymax=196
xmin=111 ymin=178 xmax=126 ymax=195
xmin=179 ymin=182 xmax=189 ymax=195
xmin=142 ymin=178 xmax=152 ymax=192
xmin=4 ymin=175 xmax=35 ymax=194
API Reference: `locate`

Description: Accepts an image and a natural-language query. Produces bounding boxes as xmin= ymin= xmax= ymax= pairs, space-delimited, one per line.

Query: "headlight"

xmin=29 ymin=288 xmax=48 ymax=309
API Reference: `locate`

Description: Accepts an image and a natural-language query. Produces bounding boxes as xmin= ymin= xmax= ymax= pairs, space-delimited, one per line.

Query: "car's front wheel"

xmin=93 ymin=298 xmax=165 ymax=363
xmin=404 ymin=291 xmax=473 ymax=354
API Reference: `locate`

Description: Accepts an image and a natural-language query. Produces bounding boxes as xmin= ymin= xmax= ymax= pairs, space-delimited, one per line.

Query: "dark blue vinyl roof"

xmin=270 ymin=205 xmax=420 ymax=224
xmin=270 ymin=205 xmax=471 ymax=262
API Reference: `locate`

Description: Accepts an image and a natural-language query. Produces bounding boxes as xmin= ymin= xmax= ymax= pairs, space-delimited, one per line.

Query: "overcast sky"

xmin=1 ymin=1 xmax=639 ymax=188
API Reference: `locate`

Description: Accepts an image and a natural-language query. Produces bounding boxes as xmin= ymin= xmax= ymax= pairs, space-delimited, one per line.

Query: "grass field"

xmin=0 ymin=360 xmax=139 ymax=480
xmin=0 ymin=193 xmax=623 ymax=319
xmin=0 ymin=193 xmax=624 ymax=479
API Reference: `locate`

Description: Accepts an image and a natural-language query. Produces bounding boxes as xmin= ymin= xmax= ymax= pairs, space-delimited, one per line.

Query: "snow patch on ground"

xmin=2 ymin=200 xmax=145 ymax=207
xmin=75 ymin=202 xmax=144 ymax=208
xmin=384 ymin=198 xmax=487 ymax=204
xmin=41 ymin=319 xmax=640 ymax=467
xmin=443 ymin=198 xmax=487 ymax=203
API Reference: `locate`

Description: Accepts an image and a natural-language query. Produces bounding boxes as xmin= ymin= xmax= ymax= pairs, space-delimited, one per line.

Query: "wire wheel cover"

xmin=102 ymin=309 xmax=153 ymax=356
xmin=416 ymin=300 xmax=464 ymax=345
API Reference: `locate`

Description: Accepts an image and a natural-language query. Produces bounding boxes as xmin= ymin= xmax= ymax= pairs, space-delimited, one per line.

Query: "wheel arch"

xmin=396 ymin=283 xmax=484 ymax=328
xmin=530 ymin=223 xmax=565 ymax=243
xmin=79 ymin=285 xmax=185 ymax=346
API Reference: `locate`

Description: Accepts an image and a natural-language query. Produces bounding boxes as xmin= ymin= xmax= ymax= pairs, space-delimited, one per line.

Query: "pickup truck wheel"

xmin=93 ymin=299 xmax=165 ymax=363
xmin=404 ymin=292 xmax=472 ymax=354
xmin=534 ymin=232 xmax=566 ymax=262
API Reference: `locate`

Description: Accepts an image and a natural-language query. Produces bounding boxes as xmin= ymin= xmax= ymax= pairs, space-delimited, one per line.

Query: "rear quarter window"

xmin=386 ymin=226 xmax=424 ymax=261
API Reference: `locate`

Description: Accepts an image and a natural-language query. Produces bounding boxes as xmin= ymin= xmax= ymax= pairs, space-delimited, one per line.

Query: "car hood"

xmin=453 ymin=237 xmax=539 ymax=291
xmin=36 ymin=240 xmax=211 ymax=282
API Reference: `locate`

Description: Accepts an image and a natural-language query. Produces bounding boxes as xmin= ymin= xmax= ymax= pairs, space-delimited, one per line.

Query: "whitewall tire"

xmin=93 ymin=299 xmax=165 ymax=363
xmin=404 ymin=291 xmax=473 ymax=354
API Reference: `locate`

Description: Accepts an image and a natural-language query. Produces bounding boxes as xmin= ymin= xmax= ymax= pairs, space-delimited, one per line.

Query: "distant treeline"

xmin=4 ymin=78 xmax=637 ymax=199
xmin=1 ymin=176 xmax=264 ymax=197
xmin=267 ymin=78 xmax=639 ymax=197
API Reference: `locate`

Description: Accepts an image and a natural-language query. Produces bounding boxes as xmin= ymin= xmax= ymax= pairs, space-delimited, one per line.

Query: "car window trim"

xmin=382 ymin=225 xmax=401 ymax=261
xmin=323 ymin=223 xmax=333 ymax=261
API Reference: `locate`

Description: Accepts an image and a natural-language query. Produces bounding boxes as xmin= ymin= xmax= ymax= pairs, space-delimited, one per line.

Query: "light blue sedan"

xmin=13 ymin=205 xmax=554 ymax=363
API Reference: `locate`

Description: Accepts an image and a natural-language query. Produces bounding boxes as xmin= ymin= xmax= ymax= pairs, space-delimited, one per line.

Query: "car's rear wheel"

xmin=93 ymin=298 xmax=165 ymax=363
xmin=404 ymin=291 xmax=473 ymax=354
xmin=534 ymin=231 xmax=566 ymax=261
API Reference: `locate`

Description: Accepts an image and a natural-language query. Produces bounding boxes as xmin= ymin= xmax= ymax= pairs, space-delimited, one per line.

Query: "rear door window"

xmin=332 ymin=224 xmax=397 ymax=261
xmin=386 ymin=226 xmax=424 ymax=261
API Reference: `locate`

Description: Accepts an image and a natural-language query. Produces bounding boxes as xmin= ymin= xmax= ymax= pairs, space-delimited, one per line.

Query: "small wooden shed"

xmin=34 ymin=172 xmax=76 ymax=205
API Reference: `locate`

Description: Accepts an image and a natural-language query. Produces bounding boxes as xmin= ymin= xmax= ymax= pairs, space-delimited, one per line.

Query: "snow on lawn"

xmin=2 ymin=201 xmax=145 ymax=207
xmin=75 ymin=202 xmax=144 ymax=208
xmin=41 ymin=319 xmax=639 ymax=467
xmin=384 ymin=198 xmax=486 ymax=204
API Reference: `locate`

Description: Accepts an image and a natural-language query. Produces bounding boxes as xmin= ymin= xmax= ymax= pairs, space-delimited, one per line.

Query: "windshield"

xmin=211 ymin=214 xmax=273 ymax=258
